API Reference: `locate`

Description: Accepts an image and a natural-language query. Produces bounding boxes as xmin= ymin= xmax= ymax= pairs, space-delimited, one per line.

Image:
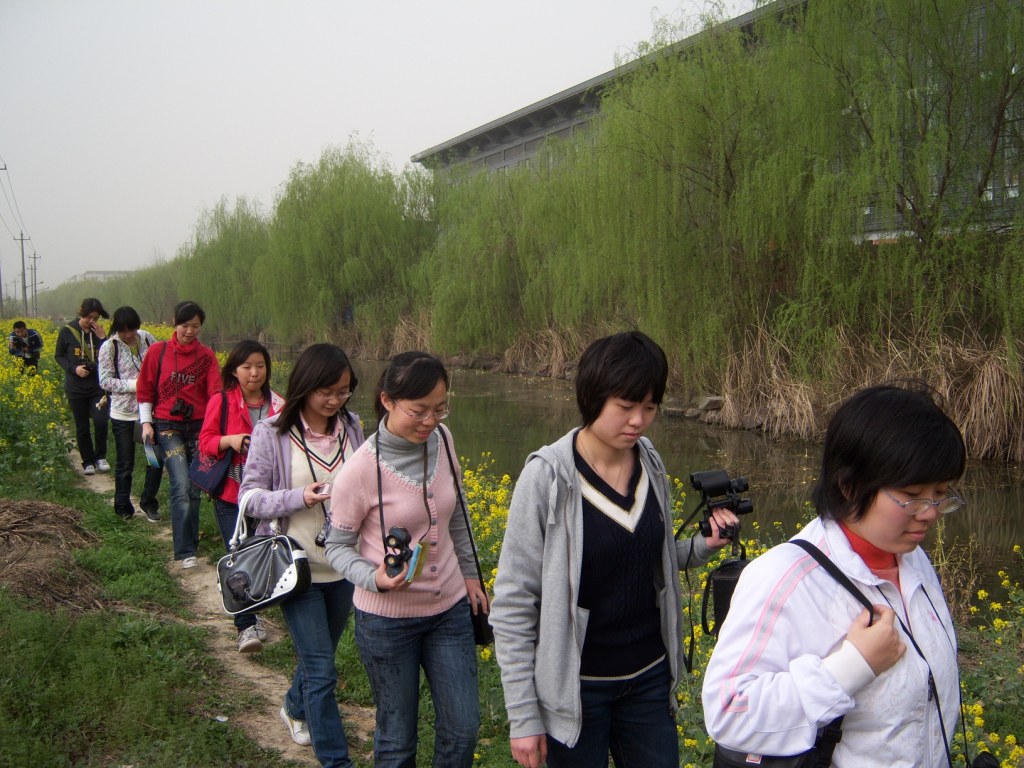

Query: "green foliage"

xmin=33 ymin=0 xmax=1024 ymax=409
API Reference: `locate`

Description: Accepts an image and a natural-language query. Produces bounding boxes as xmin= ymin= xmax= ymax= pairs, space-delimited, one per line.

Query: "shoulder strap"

xmin=438 ymin=427 xmax=486 ymax=586
xmin=113 ymin=338 xmax=119 ymax=373
xmin=789 ymin=540 xmax=874 ymax=618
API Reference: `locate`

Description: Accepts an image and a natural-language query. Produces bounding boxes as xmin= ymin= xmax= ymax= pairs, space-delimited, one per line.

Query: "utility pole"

xmin=15 ymin=231 xmax=30 ymax=315
xmin=29 ymin=251 xmax=40 ymax=316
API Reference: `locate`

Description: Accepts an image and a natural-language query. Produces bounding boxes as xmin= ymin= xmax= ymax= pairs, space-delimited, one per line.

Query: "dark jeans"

xmin=155 ymin=418 xmax=203 ymax=561
xmin=546 ymin=657 xmax=679 ymax=768
xmin=67 ymin=393 xmax=109 ymax=468
xmin=213 ymin=498 xmax=257 ymax=632
xmin=282 ymin=579 xmax=356 ymax=768
xmin=355 ymin=598 xmax=480 ymax=768
xmin=112 ymin=418 xmax=162 ymax=518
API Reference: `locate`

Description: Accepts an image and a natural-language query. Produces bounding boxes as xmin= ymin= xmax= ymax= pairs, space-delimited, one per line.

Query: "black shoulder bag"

xmin=712 ymin=540 xmax=874 ymax=768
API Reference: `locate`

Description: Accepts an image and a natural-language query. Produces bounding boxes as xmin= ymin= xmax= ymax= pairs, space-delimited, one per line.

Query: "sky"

xmin=0 ymin=0 xmax=752 ymax=297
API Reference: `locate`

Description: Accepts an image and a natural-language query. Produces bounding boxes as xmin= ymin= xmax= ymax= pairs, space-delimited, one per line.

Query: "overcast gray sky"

xmin=0 ymin=0 xmax=751 ymax=295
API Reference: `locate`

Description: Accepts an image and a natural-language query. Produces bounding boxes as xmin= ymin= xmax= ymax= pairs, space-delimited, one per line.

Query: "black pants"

xmin=111 ymin=418 xmax=162 ymax=517
xmin=67 ymin=393 xmax=109 ymax=468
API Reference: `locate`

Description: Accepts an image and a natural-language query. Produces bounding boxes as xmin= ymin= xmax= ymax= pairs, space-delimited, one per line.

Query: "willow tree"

xmin=259 ymin=141 xmax=432 ymax=346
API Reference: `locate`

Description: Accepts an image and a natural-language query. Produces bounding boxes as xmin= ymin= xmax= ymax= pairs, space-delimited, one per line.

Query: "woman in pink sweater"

xmin=325 ymin=351 xmax=488 ymax=768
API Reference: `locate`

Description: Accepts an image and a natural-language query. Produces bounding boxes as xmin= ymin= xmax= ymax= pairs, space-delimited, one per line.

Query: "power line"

xmin=0 ymin=156 xmax=30 ymax=238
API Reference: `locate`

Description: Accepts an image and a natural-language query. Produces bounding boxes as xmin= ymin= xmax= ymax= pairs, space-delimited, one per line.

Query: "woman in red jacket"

xmin=198 ymin=339 xmax=284 ymax=653
xmin=137 ymin=301 xmax=221 ymax=569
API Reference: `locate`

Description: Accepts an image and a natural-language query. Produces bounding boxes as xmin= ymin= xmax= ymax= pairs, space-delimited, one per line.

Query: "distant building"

xmin=411 ymin=4 xmax=780 ymax=173
xmin=63 ymin=270 xmax=131 ymax=284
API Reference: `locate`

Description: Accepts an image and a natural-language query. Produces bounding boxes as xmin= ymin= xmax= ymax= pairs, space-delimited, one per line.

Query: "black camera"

xmin=170 ymin=397 xmax=194 ymax=420
xmin=690 ymin=469 xmax=753 ymax=540
xmin=83 ymin=360 xmax=97 ymax=373
xmin=384 ymin=526 xmax=413 ymax=577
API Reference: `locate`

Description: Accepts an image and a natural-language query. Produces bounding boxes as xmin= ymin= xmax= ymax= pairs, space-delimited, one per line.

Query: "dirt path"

xmin=83 ymin=471 xmax=374 ymax=766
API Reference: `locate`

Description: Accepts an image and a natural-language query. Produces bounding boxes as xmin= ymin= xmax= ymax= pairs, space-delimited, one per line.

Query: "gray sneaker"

xmin=254 ymin=615 xmax=268 ymax=643
xmin=279 ymin=706 xmax=311 ymax=746
xmin=142 ymin=507 xmax=161 ymax=523
xmin=83 ymin=464 xmax=96 ymax=476
xmin=96 ymin=458 xmax=111 ymax=473
xmin=237 ymin=626 xmax=263 ymax=654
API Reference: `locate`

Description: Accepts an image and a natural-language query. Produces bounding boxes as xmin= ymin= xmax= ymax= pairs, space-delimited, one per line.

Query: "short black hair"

xmin=276 ymin=344 xmax=358 ymax=434
xmin=575 ymin=331 xmax=668 ymax=427
xmin=12 ymin=321 xmax=26 ymax=330
xmin=173 ymin=301 xmax=205 ymax=326
xmin=374 ymin=351 xmax=449 ymax=422
xmin=812 ymin=383 xmax=966 ymax=522
xmin=110 ymin=306 xmax=142 ymax=333
xmin=221 ymin=339 xmax=272 ymax=397
xmin=79 ymin=297 xmax=109 ymax=319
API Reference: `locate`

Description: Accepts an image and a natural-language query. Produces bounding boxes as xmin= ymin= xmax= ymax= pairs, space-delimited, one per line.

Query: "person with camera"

xmin=702 ymin=384 xmax=963 ymax=767
xmin=324 ymin=351 xmax=487 ymax=768
xmin=489 ymin=331 xmax=738 ymax=768
xmin=237 ymin=344 xmax=363 ymax=767
xmin=8 ymin=320 xmax=43 ymax=374
xmin=97 ymin=306 xmax=163 ymax=522
xmin=137 ymin=301 xmax=220 ymax=569
xmin=54 ymin=298 xmax=111 ymax=476
xmin=198 ymin=339 xmax=284 ymax=653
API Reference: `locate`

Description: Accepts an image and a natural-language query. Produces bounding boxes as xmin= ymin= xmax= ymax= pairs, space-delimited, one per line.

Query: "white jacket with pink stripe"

xmin=702 ymin=516 xmax=959 ymax=768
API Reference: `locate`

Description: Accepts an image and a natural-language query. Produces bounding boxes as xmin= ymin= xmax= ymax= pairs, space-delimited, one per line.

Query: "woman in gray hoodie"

xmin=490 ymin=331 xmax=738 ymax=768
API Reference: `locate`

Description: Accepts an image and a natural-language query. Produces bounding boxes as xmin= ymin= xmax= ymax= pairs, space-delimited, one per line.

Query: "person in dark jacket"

xmin=54 ymin=298 xmax=110 ymax=475
xmin=8 ymin=321 xmax=43 ymax=373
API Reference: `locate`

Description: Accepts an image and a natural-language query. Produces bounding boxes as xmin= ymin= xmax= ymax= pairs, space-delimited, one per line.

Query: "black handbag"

xmin=189 ymin=391 xmax=233 ymax=495
xmin=438 ymin=429 xmax=494 ymax=646
xmin=217 ymin=489 xmax=311 ymax=616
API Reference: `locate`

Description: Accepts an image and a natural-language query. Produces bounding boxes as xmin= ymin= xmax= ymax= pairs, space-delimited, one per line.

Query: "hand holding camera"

xmin=690 ymin=469 xmax=753 ymax=541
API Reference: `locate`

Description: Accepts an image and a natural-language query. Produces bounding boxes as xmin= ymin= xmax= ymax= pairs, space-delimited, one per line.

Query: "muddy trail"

xmin=55 ymin=469 xmax=373 ymax=766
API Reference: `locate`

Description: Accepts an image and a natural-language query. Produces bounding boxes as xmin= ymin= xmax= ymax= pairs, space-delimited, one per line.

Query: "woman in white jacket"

xmin=703 ymin=384 xmax=963 ymax=767
xmin=97 ymin=306 xmax=162 ymax=521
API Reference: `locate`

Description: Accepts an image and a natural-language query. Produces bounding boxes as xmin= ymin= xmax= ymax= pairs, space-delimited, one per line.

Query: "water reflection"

xmin=348 ymin=362 xmax=1022 ymax=561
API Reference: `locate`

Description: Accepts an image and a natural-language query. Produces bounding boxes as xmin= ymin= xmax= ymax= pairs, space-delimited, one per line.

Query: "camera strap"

xmin=374 ymin=426 xmax=431 ymax=557
xmin=296 ymin=421 xmax=348 ymax=547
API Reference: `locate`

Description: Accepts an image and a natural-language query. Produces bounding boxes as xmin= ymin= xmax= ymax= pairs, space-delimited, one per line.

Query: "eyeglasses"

xmin=394 ymin=400 xmax=450 ymax=422
xmin=881 ymin=488 xmax=964 ymax=516
xmin=313 ymin=388 xmax=353 ymax=402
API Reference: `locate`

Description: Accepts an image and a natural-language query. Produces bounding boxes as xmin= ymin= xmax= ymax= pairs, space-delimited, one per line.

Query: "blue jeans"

xmin=155 ymin=418 xmax=203 ymax=561
xmin=281 ymin=579 xmax=355 ymax=768
xmin=355 ymin=598 xmax=480 ymax=768
xmin=546 ymin=657 xmax=678 ymax=768
xmin=111 ymin=418 xmax=161 ymax=518
xmin=213 ymin=498 xmax=256 ymax=632
xmin=68 ymin=392 xmax=109 ymax=468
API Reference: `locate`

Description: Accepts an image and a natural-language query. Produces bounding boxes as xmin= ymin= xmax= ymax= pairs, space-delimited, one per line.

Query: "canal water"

xmin=346 ymin=362 xmax=1023 ymax=578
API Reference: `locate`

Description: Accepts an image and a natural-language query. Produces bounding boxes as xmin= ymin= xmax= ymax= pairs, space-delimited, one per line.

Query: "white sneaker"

xmin=96 ymin=458 xmax=111 ymax=472
xmin=254 ymin=614 xmax=268 ymax=643
xmin=279 ymin=706 xmax=312 ymax=746
xmin=237 ymin=626 xmax=263 ymax=654
xmin=83 ymin=464 xmax=96 ymax=476
xmin=180 ymin=556 xmax=198 ymax=569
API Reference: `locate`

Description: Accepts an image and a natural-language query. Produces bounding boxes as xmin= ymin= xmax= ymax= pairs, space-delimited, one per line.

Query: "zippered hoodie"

xmin=97 ymin=331 xmax=158 ymax=420
xmin=54 ymin=322 xmax=105 ymax=398
xmin=136 ymin=335 xmax=220 ymax=423
xmin=702 ymin=517 xmax=959 ymax=767
xmin=489 ymin=429 xmax=717 ymax=747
